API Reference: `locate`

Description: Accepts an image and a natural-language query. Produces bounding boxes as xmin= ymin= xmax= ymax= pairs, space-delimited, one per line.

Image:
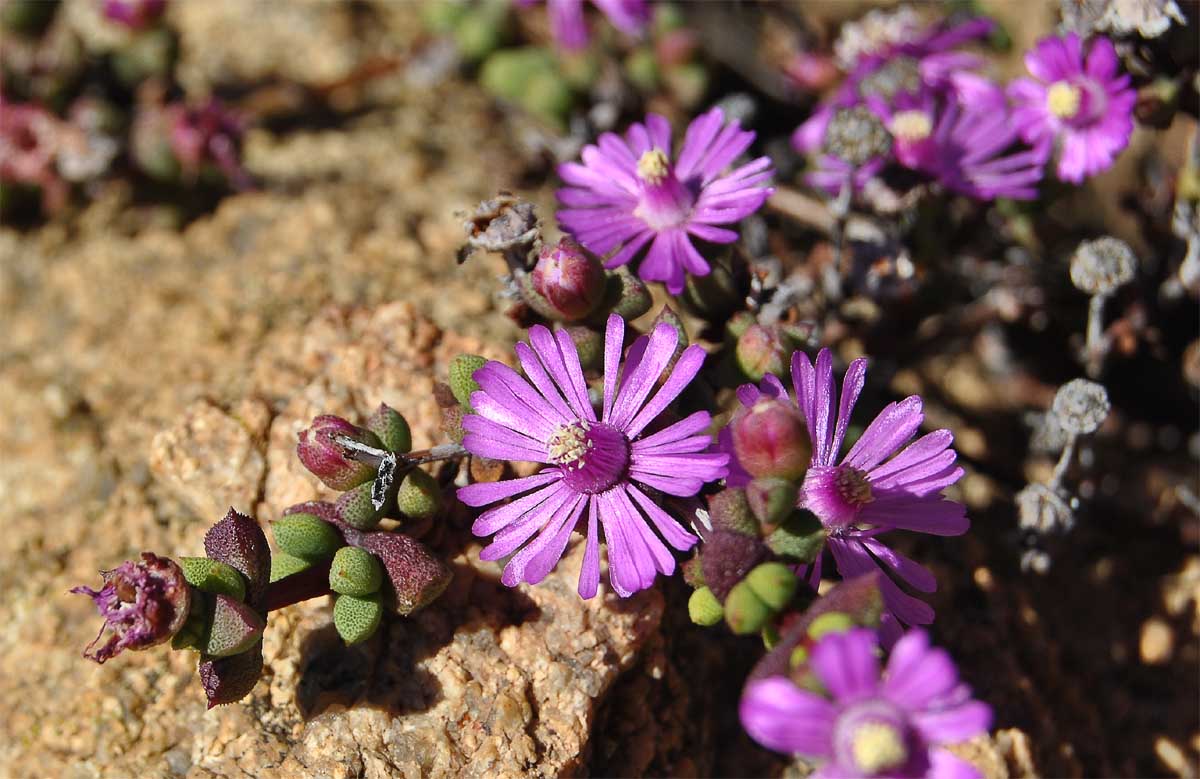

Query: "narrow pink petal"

xmin=914 ymin=703 xmax=993 ymax=746
xmin=882 ymin=630 xmax=958 ymax=707
xmin=601 ymin=313 xmax=624 ymax=422
xmin=554 ymin=327 xmax=597 ymax=422
xmin=610 ymin=322 xmax=679 ymax=430
xmin=831 ymin=357 xmax=867 ymax=460
xmin=614 ymin=486 xmax=675 ymax=576
xmin=868 ymin=430 xmax=954 ymax=483
xmin=461 ymin=420 xmax=548 ymax=462
xmin=862 ymin=538 xmax=936 ymax=593
xmin=528 ymin=326 xmax=592 ymax=420
xmin=632 ymin=409 xmax=712 ymax=450
xmin=473 ymin=479 xmax=568 ymax=538
xmin=624 ymin=344 xmax=706 ymax=437
xmin=674 ymin=107 xmax=724 ymax=180
xmin=457 ymin=471 xmax=560 ymax=508
xmin=809 ymin=626 xmax=881 ymax=703
xmin=857 ymin=493 xmax=969 ymax=536
xmin=513 ymin=494 xmax=588 ymax=585
xmin=740 ymin=677 xmax=835 ymax=756
xmin=628 ymin=469 xmax=705 ymax=496
xmin=843 ymin=396 xmax=925 ymax=471
xmin=626 ymin=483 xmax=698 ymax=551
xmin=475 ymin=360 xmax=570 ymax=427
xmin=481 ymin=483 xmax=573 ymax=560
xmin=927 ymin=750 xmax=984 ymax=779
xmin=577 ymin=498 xmax=601 ymax=598
xmin=811 ymin=349 xmax=836 ymax=466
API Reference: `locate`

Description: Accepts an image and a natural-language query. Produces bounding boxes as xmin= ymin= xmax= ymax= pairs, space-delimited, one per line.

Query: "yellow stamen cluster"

xmin=851 ymin=722 xmax=908 ymax=774
xmin=548 ymin=422 xmax=592 ymax=469
xmin=836 ymin=466 xmax=874 ymax=506
xmin=888 ymin=110 xmax=933 ymax=143
xmin=636 ymin=149 xmax=670 ymax=185
xmin=1047 ymin=81 xmax=1082 ymax=119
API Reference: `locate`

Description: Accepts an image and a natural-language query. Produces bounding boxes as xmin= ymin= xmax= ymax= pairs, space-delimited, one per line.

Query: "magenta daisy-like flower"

xmin=517 ymin=0 xmax=650 ymax=51
xmin=556 ymin=107 xmax=775 ymax=294
xmin=1008 ymin=33 xmax=1135 ymax=183
xmin=741 ymin=628 xmax=992 ymax=778
xmin=457 ymin=313 xmax=729 ymax=598
xmin=880 ymin=90 xmax=1045 ymax=201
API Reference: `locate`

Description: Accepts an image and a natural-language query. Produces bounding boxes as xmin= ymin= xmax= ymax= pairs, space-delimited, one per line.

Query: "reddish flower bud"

xmin=297 ymin=415 xmax=382 ymax=491
xmin=736 ymin=325 xmax=787 ymax=381
xmin=531 ymin=238 xmax=606 ymax=320
xmin=72 ymin=552 xmax=192 ymax=664
xmin=731 ymin=398 xmax=811 ymax=480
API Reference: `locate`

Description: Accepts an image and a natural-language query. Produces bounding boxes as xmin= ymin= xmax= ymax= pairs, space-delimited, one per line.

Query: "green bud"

xmin=336 ymin=480 xmax=384 ymax=531
xmin=746 ymin=478 xmax=798 ymax=526
xmin=789 ymin=645 xmax=809 ymax=669
xmin=448 ymin=354 xmax=488 ymax=409
xmin=329 ymin=546 xmax=383 ymax=597
xmin=365 ymin=404 xmax=412 ymax=453
xmin=333 ymin=592 xmax=383 ymax=645
xmin=453 ymin=3 xmax=507 ymax=62
xmin=724 ymin=581 xmax=771 ymax=635
xmin=396 ymin=468 xmax=441 ymax=520
xmin=521 ymin=70 xmax=574 ymax=128
xmin=202 ymin=594 xmax=266 ymax=658
xmin=765 ymin=511 xmax=828 ymax=563
xmin=727 ymin=311 xmax=755 ymax=339
xmin=269 ymin=552 xmax=312 ymax=584
xmin=271 ymin=513 xmax=342 ymax=561
xmin=808 ymin=611 xmax=855 ymax=640
xmin=687 ymin=586 xmax=724 ymax=626
xmin=607 ymin=266 xmax=652 ymax=320
xmin=681 ymin=555 xmax=705 ymax=588
xmin=625 ymin=48 xmax=659 ymax=92
xmin=746 ymin=562 xmax=798 ymax=611
xmin=736 ymin=324 xmax=787 ymax=382
xmin=421 ymin=0 xmax=468 ymax=33
xmin=665 ymin=62 xmax=709 ymax=109
xmin=179 ymin=557 xmax=246 ymax=601
xmin=111 ymin=28 xmax=177 ymax=88
xmin=707 ymin=489 xmax=758 ymax=536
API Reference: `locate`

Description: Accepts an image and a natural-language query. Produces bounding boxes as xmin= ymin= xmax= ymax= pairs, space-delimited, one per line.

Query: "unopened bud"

xmin=808 ymin=611 xmax=855 ymax=639
xmin=682 ymin=255 xmax=745 ymax=320
xmin=1051 ymin=378 xmax=1110 ymax=435
xmin=365 ymin=403 xmax=412 ymax=453
xmin=725 ymin=581 xmax=771 ymax=634
xmin=746 ymin=477 xmax=799 ymax=525
xmin=271 ymin=513 xmax=342 ymax=561
xmin=531 ymin=238 xmax=606 ymax=320
xmin=732 ymin=398 xmax=810 ymax=479
xmin=688 ymin=586 xmax=725 ymax=626
xmin=746 ymin=562 xmax=798 ymax=611
xmin=297 ymin=415 xmax=381 ymax=490
xmin=766 ymin=511 xmax=827 ymax=563
xmin=449 ymin=354 xmax=488 ymax=409
xmin=564 ymin=325 xmax=604 ymax=371
xmin=700 ymin=529 xmax=768 ymax=600
xmin=397 ymin=468 xmax=442 ymax=520
xmin=333 ymin=592 xmax=383 ymax=645
xmin=708 ymin=489 xmax=758 ymax=536
xmin=329 ymin=546 xmax=384 ymax=597
xmin=736 ymin=325 xmax=787 ymax=382
xmin=202 ymin=595 xmax=265 ymax=658
xmin=607 ymin=266 xmax=652 ymax=320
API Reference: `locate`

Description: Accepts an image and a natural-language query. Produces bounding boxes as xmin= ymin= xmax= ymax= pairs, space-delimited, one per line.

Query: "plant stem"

xmin=1048 ymin=433 xmax=1077 ymax=491
xmin=265 ymin=559 xmax=333 ymax=612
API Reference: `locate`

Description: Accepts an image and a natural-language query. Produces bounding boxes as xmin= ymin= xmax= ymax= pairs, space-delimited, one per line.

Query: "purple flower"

xmin=71 ymin=553 xmax=192 ymax=664
xmin=882 ymin=90 xmax=1044 ymax=201
xmin=457 ymin=313 xmax=728 ymax=597
xmin=166 ymin=98 xmax=251 ymax=190
xmin=557 ymin=107 xmax=774 ymax=294
xmin=518 ymin=0 xmax=650 ymax=51
xmin=102 ymin=0 xmax=167 ymax=29
xmin=792 ymin=349 xmax=967 ymax=642
xmin=1008 ymin=33 xmax=1135 ymax=183
xmin=740 ymin=628 xmax=991 ymax=778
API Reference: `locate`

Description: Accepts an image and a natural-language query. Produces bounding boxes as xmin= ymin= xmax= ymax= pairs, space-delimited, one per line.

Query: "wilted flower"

xmin=741 ymin=627 xmax=991 ymax=778
xmin=793 ymin=349 xmax=967 ymax=642
xmin=806 ymin=105 xmax=891 ymax=197
xmin=166 ymin=98 xmax=251 ymax=190
xmin=517 ymin=0 xmax=650 ymax=51
xmin=1070 ymin=236 xmax=1137 ymax=295
xmin=1008 ymin=33 xmax=1135 ymax=183
xmin=557 ymin=107 xmax=774 ymax=294
xmin=1050 ymin=378 xmax=1110 ymax=435
xmin=530 ymin=237 xmax=607 ymax=320
xmin=0 ymin=99 xmax=68 ymax=211
xmin=72 ymin=553 xmax=192 ymax=664
xmin=457 ymin=313 xmax=728 ymax=597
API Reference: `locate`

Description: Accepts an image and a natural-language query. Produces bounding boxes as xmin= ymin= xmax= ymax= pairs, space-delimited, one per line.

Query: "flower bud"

xmin=333 ymin=592 xmax=383 ymax=645
xmin=724 ymin=581 xmax=771 ymax=635
xmin=700 ymin=529 xmax=768 ymax=601
xmin=202 ymin=595 xmax=265 ymax=658
xmin=449 ymin=354 xmax=488 ymax=409
xmin=608 ymin=266 xmax=652 ymax=320
xmin=397 ymin=468 xmax=442 ymax=521
xmin=736 ymin=325 xmax=787 ymax=382
xmin=271 ymin=513 xmax=343 ymax=561
xmin=746 ymin=477 xmax=798 ymax=526
xmin=72 ymin=553 xmax=192 ymax=663
xmin=707 ymin=489 xmax=758 ymax=536
xmin=365 ymin=403 xmax=412 ymax=453
xmin=329 ymin=546 xmax=383 ymax=597
xmin=564 ymin=325 xmax=604 ymax=371
xmin=746 ymin=562 xmax=799 ymax=611
xmin=200 ymin=643 xmax=263 ymax=708
xmin=531 ymin=238 xmax=606 ymax=321
xmin=297 ymin=415 xmax=381 ymax=490
xmin=179 ymin=557 xmax=246 ymax=601
xmin=807 ymin=611 xmax=855 ymax=639
xmin=688 ymin=586 xmax=724 ymax=626
xmin=765 ymin=511 xmax=827 ymax=563
xmin=335 ymin=480 xmax=384 ymax=530
xmin=731 ymin=398 xmax=810 ymax=480
xmin=354 ymin=532 xmax=453 ymax=615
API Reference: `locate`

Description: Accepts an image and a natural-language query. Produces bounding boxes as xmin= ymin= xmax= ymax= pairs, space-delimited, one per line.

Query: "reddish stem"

xmin=265 ymin=559 xmax=333 ymax=612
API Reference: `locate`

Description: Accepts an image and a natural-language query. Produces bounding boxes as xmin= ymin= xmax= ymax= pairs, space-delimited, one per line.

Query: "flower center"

xmin=547 ymin=420 xmax=630 ymax=494
xmin=1046 ymin=81 xmax=1082 ymax=119
xmin=836 ymin=465 xmax=873 ymax=506
xmin=834 ymin=699 xmax=912 ymax=777
xmin=636 ymin=149 xmax=670 ymax=185
xmin=858 ymin=56 xmax=921 ymax=99
xmin=824 ymin=106 xmax=892 ymax=166
xmin=888 ymin=110 xmax=932 ymax=143
xmin=851 ymin=721 xmax=909 ymax=774
xmin=633 ymin=148 xmax=695 ymax=230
